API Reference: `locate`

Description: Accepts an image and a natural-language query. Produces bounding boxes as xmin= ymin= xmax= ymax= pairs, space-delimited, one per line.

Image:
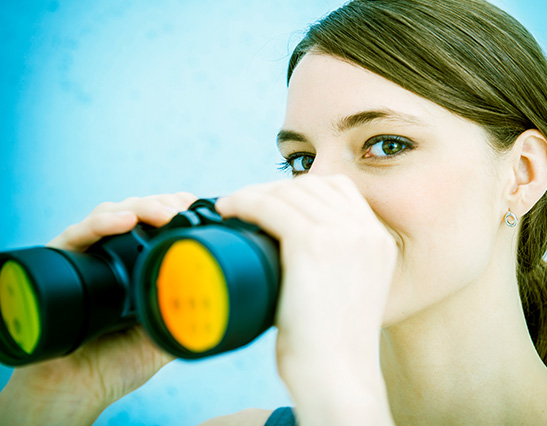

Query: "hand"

xmin=216 ymin=175 xmax=397 ymax=425
xmin=0 ymin=192 xmax=197 ymax=426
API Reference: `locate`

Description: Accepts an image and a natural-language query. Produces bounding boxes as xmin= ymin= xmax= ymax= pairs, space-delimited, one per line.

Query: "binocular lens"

xmin=0 ymin=260 xmax=42 ymax=355
xmin=156 ymin=240 xmax=229 ymax=353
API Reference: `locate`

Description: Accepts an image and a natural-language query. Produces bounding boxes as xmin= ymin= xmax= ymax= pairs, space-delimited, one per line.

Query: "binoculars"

xmin=0 ymin=199 xmax=280 ymax=366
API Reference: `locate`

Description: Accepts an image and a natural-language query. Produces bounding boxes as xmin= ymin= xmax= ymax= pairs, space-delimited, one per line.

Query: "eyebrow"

xmin=276 ymin=108 xmax=428 ymax=146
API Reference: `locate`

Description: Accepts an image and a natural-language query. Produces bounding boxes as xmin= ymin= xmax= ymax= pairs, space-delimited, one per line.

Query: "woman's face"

xmin=279 ymin=53 xmax=510 ymax=326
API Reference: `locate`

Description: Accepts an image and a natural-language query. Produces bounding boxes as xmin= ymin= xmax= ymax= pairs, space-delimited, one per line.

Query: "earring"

xmin=504 ymin=210 xmax=518 ymax=228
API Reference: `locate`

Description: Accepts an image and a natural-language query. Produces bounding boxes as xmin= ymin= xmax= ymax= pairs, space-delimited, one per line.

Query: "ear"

xmin=506 ymin=129 xmax=547 ymax=217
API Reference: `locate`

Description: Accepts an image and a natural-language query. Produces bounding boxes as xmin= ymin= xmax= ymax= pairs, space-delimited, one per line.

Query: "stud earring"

xmin=504 ymin=210 xmax=518 ymax=228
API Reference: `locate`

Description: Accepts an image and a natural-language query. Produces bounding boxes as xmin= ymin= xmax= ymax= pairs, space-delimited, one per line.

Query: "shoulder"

xmin=198 ymin=408 xmax=274 ymax=426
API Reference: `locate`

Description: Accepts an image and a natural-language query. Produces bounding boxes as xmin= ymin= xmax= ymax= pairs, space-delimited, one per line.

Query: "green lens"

xmin=0 ymin=260 xmax=41 ymax=354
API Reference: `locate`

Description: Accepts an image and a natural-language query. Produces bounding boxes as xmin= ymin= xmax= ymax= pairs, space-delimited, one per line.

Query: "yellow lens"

xmin=156 ymin=240 xmax=229 ymax=352
xmin=0 ymin=261 xmax=41 ymax=354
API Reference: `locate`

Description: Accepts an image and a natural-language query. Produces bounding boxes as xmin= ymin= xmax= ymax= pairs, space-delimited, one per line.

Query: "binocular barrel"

xmin=0 ymin=199 xmax=280 ymax=366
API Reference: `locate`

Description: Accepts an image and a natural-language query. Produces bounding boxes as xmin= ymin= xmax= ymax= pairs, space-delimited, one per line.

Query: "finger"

xmin=217 ymin=176 xmax=368 ymax=233
xmin=285 ymin=174 xmax=372 ymax=224
xmin=142 ymin=192 xmax=198 ymax=213
xmin=103 ymin=197 xmax=181 ymax=227
xmin=116 ymin=193 xmax=199 ymax=225
xmin=56 ymin=200 xmax=175 ymax=251
xmin=294 ymin=174 xmax=351 ymax=206
xmin=297 ymin=174 xmax=387 ymax=226
xmin=91 ymin=193 xmax=196 ymax=219
xmin=48 ymin=193 xmax=198 ymax=252
xmin=47 ymin=211 xmax=138 ymax=251
xmin=267 ymin=181 xmax=347 ymax=226
xmin=322 ymin=174 xmax=380 ymax=222
xmin=216 ymin=187 xmax=313 ymax=241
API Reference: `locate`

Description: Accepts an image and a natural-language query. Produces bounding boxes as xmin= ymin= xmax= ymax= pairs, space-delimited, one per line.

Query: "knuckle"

xmin=122 ymin=196 xmax=140 ymax=205
xmin=169 ymin=192 xmax=198 ymax=208
xmin=123 ymin=196 xmax=166 ymax=214
xmin=175 ymin=191 xmax=197 ymax=201
xmin=92 ymin=201 xmax=115 ymax=214
xmin=83 ymin=213 xmax=109 ymax=235
xmin=62 ymin=223 xmax=79 ymax=240
xmin=143 ymin=193 xmax=194 ymax=207
xmin=143 ymin=194 xmax=162 ymax=201
xmin=144 ymin=200 xmax=175 ymax=220
xmin=148 ymin=199 xmax=168 ymax=214
xmin=144 ymin=194 xmax=177 ymax=208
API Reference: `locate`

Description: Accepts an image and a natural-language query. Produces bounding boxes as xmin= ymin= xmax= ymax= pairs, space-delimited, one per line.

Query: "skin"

xmin=2 ymin=52 xmax=547 ymax=425
xmin=217 ymin=53 xmax=547 ymax=424
xmin=0 ymin=194 xmax=196 ymax=424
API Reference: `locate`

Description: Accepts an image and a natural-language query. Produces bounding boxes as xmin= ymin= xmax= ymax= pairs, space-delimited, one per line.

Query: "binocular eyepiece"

xmin=0 ymin=199 xmax=280 ymax=366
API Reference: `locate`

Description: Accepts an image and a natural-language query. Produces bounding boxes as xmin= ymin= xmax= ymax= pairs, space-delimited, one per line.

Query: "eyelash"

xmin=363 ymin=134 xmax=415 ymax=159
xmin=277 ymin=151 xmax=313 ymax=176
xmin=277 ymin=135 xmax=415 ymax=176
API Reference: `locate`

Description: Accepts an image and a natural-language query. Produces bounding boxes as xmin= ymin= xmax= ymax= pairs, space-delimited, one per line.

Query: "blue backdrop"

xmin=1 ymin=0 xmax=545 ymax=425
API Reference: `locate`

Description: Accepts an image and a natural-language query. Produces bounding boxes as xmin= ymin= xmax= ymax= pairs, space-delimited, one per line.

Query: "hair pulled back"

xmin=288 ymin=0 xmax=547 ymax=360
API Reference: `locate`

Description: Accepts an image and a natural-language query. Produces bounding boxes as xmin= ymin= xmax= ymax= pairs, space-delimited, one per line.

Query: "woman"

xmin=2 ymin=0 xmax=547 ymax=424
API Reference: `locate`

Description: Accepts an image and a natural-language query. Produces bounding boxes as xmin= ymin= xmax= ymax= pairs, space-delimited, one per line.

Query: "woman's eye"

xmin=364 ymin=135 xmax=413 ymax=158
xmin=292 ymin=154 xmax=314 ymax=172
xmin=278 ymin=153 xmax=315 ymax=175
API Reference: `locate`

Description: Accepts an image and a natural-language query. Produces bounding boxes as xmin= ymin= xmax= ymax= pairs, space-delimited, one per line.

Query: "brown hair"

xmin=288 ymin=0 xmax=547 ymax=360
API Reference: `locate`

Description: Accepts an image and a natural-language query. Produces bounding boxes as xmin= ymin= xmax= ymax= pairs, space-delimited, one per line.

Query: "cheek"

xmin=360 ymin=161 xmax=501 ymax=322
xmin=364 ymin=163 xmax=488 ymax=239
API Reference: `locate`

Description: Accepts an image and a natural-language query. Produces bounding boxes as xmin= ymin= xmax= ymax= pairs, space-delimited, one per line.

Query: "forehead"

xmin=284 ymin=53 xmax=452 ymax=129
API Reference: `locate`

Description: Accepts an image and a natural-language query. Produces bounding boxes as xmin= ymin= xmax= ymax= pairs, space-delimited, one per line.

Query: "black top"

xmin=264 ymin=407 xmax=297 ymax=426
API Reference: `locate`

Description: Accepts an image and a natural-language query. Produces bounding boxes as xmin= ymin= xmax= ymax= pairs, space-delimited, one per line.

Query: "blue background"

xmin=0 ymin=0 xmax=545 ymax=425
